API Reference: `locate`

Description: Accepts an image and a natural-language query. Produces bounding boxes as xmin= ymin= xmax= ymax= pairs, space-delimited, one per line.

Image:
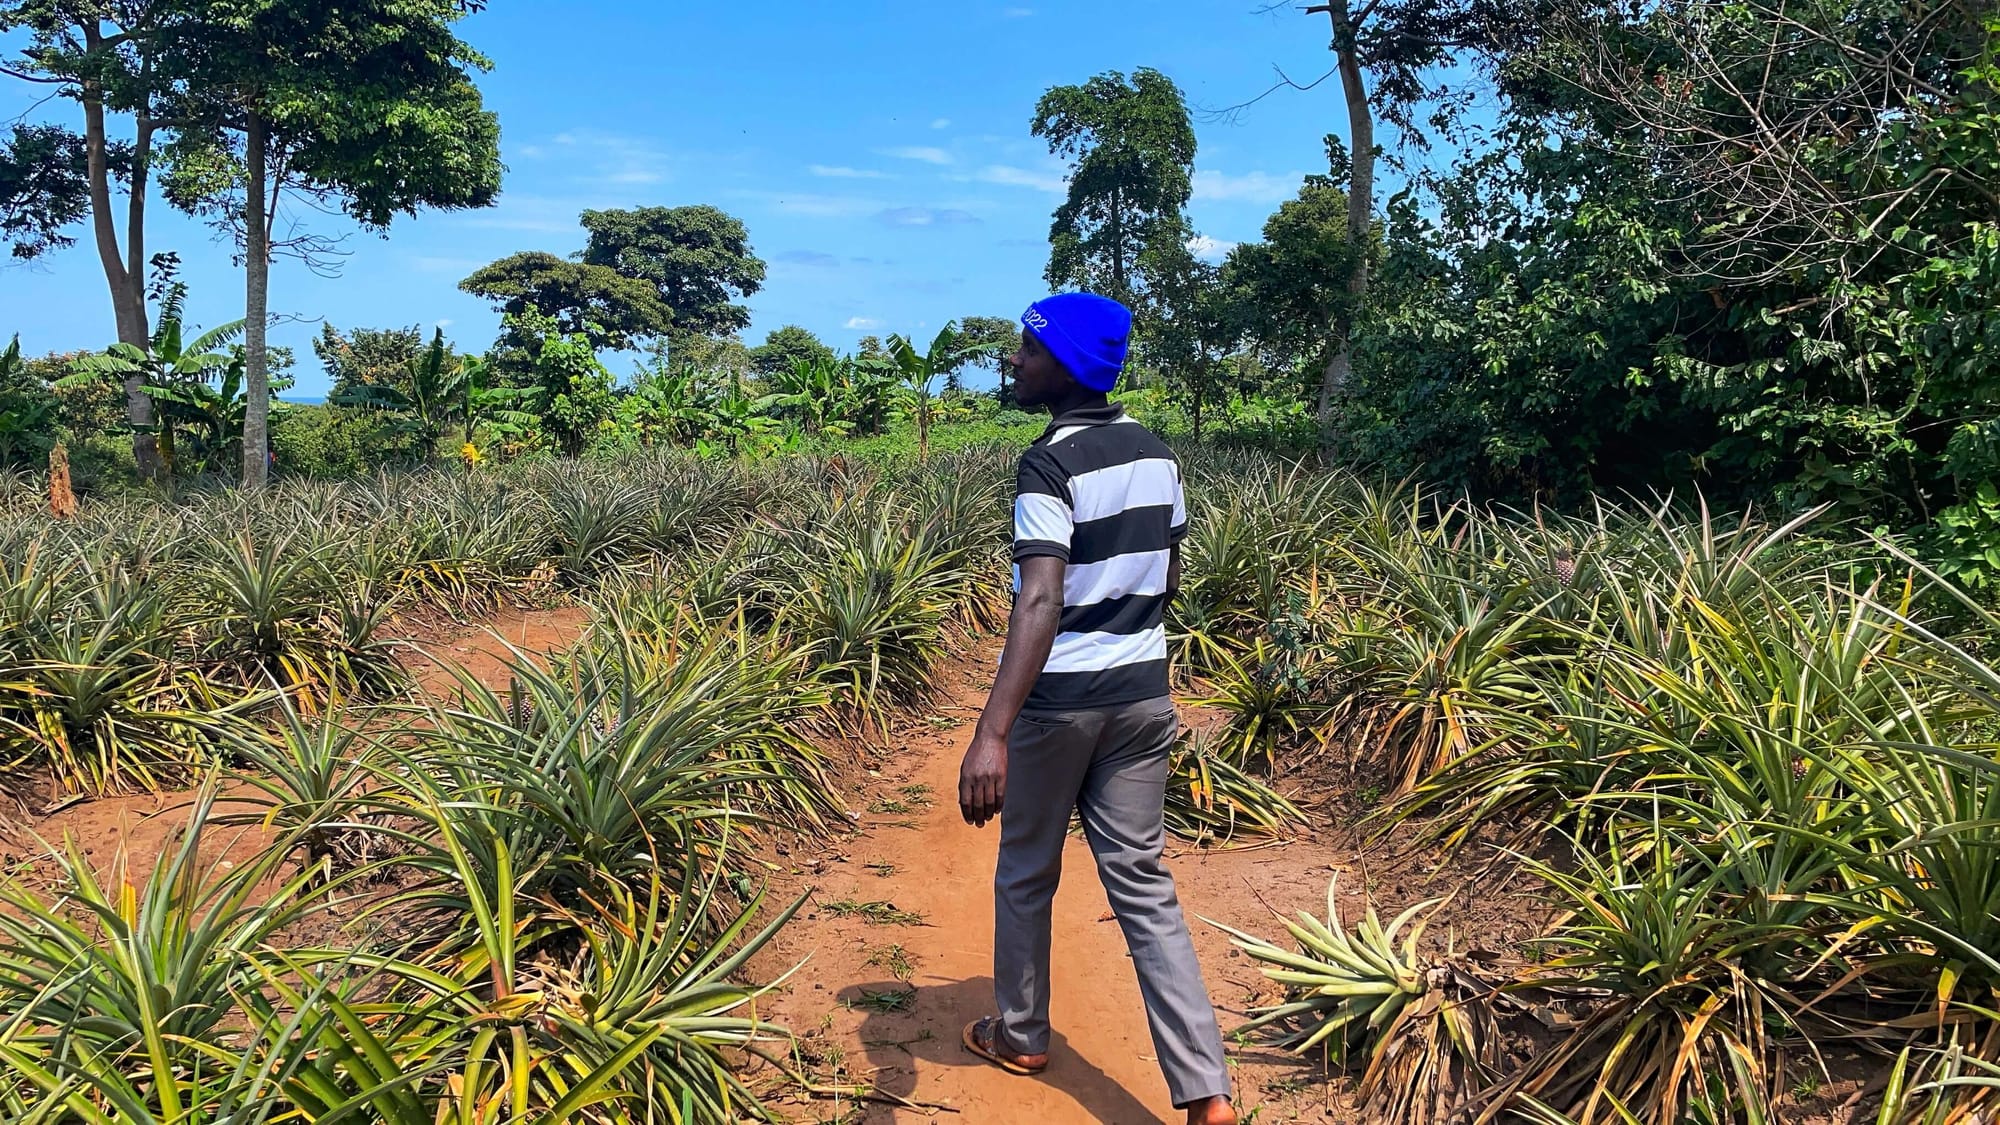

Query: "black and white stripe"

xmin=1012 ymin=403 xmax=1186 ymax=710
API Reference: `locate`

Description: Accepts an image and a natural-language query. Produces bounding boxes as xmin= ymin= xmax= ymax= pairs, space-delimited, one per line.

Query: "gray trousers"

xmin=993 ymin=696 xmax=1232 ymax=1109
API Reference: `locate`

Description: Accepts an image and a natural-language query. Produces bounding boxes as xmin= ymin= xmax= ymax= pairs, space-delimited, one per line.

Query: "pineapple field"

xmin=2 ymin=450 xmax=1998 ymax=1124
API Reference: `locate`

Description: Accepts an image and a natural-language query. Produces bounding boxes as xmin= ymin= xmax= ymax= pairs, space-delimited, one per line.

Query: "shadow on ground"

xmin=850 ymin=973 xmax=1166 ymax=1123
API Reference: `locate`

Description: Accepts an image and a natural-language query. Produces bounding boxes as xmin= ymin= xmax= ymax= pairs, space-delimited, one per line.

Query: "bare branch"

xmin=1197 ymin=64 xmax=1342 ymax=124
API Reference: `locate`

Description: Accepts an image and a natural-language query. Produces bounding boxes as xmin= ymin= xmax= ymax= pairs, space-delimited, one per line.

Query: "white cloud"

xmin=845 ymin=316 xmax=883 ymax=330
xmin=970 ymin=164 xmax=1067 ymax=194
xmin=1187 ymin=235 xmax=1239 ymax=261
xmin=931 ymin=118 xmax=952 ymax=130
xmin=879 ymin=145 xmax=953 ymax=165
xmin=809 ymin=164 xmax=891 ymax=179
xmin=1193 ymin=169 xmax=1304 ymax=204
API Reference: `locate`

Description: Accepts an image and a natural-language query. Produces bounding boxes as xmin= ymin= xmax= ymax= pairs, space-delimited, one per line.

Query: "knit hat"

xmin=1021 ymin=293 xmax=1131 ymax=393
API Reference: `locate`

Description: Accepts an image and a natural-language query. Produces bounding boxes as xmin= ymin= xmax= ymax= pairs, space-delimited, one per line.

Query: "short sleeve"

xmin=1168 ymin=459 xmax=1188 ymax=544
xmin=1013 ymin=448 xmax=1072 ymax=563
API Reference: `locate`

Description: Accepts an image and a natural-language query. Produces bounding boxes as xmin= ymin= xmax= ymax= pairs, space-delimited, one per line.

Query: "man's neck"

xmin=1046 ymin=389 xmax=1111 ymax=420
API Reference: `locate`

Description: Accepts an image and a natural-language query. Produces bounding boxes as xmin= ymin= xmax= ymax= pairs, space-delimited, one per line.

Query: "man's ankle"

xmin=1186 ymin=1094 xmax=1236 ymax=1125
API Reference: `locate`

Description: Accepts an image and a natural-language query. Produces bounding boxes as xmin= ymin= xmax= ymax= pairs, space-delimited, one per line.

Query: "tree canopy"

xmin=1033 ymin=68 xmax=1197 ymax=309
xmin=463 ymin=205 xmax=766 ymax=355
xmin=751 ymin=325 xmax=836 ymax=376
xmin=152 ymin=0 xmax=503 ymax=487
xmin=1221 ymin=151 xmax=1361 ymax=385
xmin=579 ymin=206 xmax=765 ymax=342
xmin=462 ymin=253 xmax=676 ymax=353
xmin=0 ymin=124 xmax=96 ymax=260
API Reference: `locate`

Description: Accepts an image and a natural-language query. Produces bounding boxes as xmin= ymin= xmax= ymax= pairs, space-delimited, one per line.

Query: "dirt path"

xmin=749 ymin=654 xmax=1449 ymax=1125
xmin=399 ymin=603 xmax=594 ymax=697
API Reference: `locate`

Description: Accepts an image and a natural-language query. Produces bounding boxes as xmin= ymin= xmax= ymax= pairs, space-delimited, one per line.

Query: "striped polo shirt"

xmin=1012 ymin=402 xmax=1187 ymax=711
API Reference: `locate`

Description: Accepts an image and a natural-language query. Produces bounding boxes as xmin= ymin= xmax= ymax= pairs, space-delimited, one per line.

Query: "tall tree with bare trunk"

xmin=1242 ymin=0 xmax=1510 ymax=443
xmin=1 ymin=0 xmax=179 ymax=477
xmin=159 ymin=0 xmax=501 ymax=489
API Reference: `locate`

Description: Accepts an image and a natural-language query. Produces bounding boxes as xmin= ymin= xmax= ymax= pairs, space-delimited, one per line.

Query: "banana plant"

xmin=0 ymin=335 xmax=56 ymax=468
xmin=769 ymin=356 xmax=853 ymax=438
xmin=887 ymin=323 xmax=997 ymax=461
xmin=621 ymin=363 xmax=712 ymax=446
xmin=332 ymin=329 xmax=470 ymax=463
xmin=697 ymin=384 xmax=780 ymax=457
xmin=58 ymin=283 xmax=245 ymax=478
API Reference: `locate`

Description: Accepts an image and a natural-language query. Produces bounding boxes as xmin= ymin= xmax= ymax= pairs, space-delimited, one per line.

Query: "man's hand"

xmin=959 ymin=727 xmax=1009 ymax=827
xmin=962 ymin=554 xmax=1063 ymax=830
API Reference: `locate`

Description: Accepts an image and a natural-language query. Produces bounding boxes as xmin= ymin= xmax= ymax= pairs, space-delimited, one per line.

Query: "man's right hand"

xmin=959 ymin=727 xmax=1009 ymax=827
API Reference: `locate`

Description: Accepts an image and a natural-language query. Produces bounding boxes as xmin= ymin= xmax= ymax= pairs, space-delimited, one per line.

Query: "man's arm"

xmin=959 ymin=555 xmax=1065 ymax=827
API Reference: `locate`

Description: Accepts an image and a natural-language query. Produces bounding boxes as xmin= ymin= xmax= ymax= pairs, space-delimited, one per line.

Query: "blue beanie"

xmin=1021 ymin=293 xmax=1131 ymax=393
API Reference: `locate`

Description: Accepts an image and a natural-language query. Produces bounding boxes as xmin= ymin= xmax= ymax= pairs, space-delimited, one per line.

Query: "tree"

xmin=314 ymin=324 xmax=435 ymax=398
xmin=0 ymin=336 xmax=58 ymax=468
xmin=1222 ymin=152 xmax=1360 ymax=385
xmin=956 ymin=314 xmax=1023 ymax=404
xmin=1520 ymin=0 xmax=1995 ymax=290
xmin=1033 ymin=68 xmax=1197 ymax=309
xmin=752 ymin=325 xmax=836 ymax=376
xmin=579 ymin=206 xmax=765 ymax=343
xmin=461 ymin=252 xmax=675 ymax=353
xmin=664 ymin=333 xmax=753 ymax=377
xmin=1138 ymin=243 xmax=1237 ymax=441
xmin=1 ymin=1 xmax=179 ymax=475
xmin=510 ymin=308 xmax=615 ymax=458
xmin=463 ymin=205 xmax=766 ymax=358
xmin=159 ymin=0 xmax=502 ymax=489
xmin=1237 ymin=0 xmax=1509 ymax=437
xmin=1329 ymin=0 xmax=2000 ymax=569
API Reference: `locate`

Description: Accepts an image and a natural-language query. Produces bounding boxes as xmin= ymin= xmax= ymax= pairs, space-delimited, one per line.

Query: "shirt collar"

xmin=1044 ymin=401 xmax=1125 ymax=433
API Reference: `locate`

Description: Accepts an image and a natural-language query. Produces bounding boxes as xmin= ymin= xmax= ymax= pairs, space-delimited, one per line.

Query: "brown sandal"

xmin=962 ymin=1017 xmax=1047 ymax=1075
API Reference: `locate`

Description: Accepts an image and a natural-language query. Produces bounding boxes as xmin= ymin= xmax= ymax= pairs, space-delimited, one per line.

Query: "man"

xmin=958 ymin=293 xmax=1237 ymax=1125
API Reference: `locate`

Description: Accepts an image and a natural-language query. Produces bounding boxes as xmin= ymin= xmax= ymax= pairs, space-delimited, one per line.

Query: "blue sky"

xmin=3 ymin=2 xmax=1362 ymax=398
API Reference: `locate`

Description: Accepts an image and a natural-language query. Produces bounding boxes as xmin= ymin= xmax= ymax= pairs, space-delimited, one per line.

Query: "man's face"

xmin=1006 ymin=329 xmax=1070 ymax=409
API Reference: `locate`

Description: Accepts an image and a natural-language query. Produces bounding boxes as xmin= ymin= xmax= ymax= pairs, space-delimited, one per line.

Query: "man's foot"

xmin=961 ymin=1017 xmax=1048 ymax=1075
xmin=1186 ymin=1094 xmax=1238 ymax=1125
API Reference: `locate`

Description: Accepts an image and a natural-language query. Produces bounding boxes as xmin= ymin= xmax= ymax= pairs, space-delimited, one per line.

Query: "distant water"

xmin=277 ymin=394 xmax=326 ymax=406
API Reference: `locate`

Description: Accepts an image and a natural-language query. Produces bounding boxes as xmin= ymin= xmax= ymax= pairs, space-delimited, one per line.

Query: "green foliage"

xmin=1331 ymin=1 xmax=2000 ymax=569
xmin=886 ymin=322 xmax=998 ymax=460
xmin=313 ymin=322 xmax=436 ymax=397
xmin=59 ymin=281 xmax=263 ymax=478
xmin=512 ymin=308 xmax=617 ymax=458
xmin=1221 ymin=153 xmax=1358 ymax=387
xmin=463 ymin=205 xmax=765 ymax=357
xmin=270 ymin=403 xmax=401 ymax=478
xmin=955 ymin=315 xmax=1022 ymax=397
xmin=329 ymin=328 xmax=470 ymax=463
